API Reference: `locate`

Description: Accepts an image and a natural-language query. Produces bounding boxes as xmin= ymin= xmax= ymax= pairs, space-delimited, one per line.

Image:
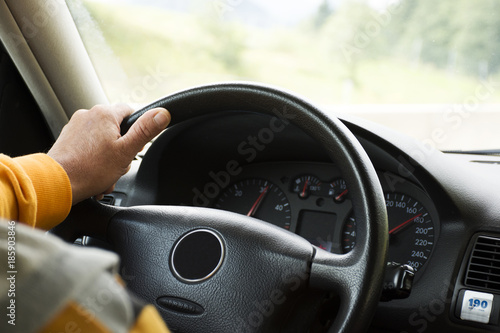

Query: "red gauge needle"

xmin=300 ymin=179 xmax=309 ymax=197
xmin=247 ymin=186 xmax=269 ymax=217
xmin=335 ymin=189 xmax=348 ymax=201
xmin=389 ymin=213 xmax=422 ymax=235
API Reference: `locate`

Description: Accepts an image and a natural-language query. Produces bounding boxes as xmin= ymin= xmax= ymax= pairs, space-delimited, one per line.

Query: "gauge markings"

xmin=389 ymin=213 xmax=423 ymax=235
xmin=386 ymin=192 xmax=435 ymax=272
xmin=343 ymin=192 xmax=436 ymax=273
xmin=214 ymin=178 xmax=291 ymax=229
xmin=291 ymin=175 xmax=322 ymax=198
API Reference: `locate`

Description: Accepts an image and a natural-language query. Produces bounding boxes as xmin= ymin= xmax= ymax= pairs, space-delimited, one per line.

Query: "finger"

xmin=103 ymin=184 xmax=115 ymax=194
xmin=119 ymin=108 xmax=171 ymax=156
xmin=95 ymin=185 xmax=115 ymax=201
xmin=112 ymin=103 xmax=135 ymax=121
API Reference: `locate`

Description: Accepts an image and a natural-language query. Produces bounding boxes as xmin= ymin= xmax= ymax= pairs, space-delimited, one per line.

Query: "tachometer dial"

xmin=214 ymin=178 xmax=292 ymax=229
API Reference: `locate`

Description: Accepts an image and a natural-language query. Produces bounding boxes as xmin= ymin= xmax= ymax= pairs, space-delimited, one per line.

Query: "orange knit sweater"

xmin=0 ymin=153 xmax=72 ymax=228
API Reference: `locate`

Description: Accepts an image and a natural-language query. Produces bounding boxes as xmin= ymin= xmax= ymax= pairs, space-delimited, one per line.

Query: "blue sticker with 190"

xmin=460 ymin=290 xmax=494 ymax=324
xmin=467 ymin=297 xmax=489 ymax=310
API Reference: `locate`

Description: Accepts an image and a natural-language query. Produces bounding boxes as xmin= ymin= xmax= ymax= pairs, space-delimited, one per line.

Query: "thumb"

xmin=120 ymin=107 xmax=171 ymax=156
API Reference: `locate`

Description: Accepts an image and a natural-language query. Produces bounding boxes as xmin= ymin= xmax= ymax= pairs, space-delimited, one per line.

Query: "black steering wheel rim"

xmin=62 ymin=82 xmax=388 ymax=332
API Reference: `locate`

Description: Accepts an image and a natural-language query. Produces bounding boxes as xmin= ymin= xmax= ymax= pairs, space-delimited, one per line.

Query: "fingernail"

xmin=153 ymin=110 xmax=170 ymax=129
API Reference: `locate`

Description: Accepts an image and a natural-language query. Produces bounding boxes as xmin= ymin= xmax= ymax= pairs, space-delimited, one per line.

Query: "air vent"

xmin=99 ymin=195 xmax=115 ymax=206
xmin=464 ymin=236 xmax=500 ymax=292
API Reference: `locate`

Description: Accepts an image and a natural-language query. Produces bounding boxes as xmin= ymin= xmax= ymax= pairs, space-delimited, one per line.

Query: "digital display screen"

xmin=297 ymin=210 xmax=337 ymax=252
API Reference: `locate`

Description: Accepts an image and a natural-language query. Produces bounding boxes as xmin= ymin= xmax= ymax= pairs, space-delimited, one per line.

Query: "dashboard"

xmin=209 ymin=161 xmax=439 ymax=277
xmin=113 ymin=110 xmax=500 ymax=332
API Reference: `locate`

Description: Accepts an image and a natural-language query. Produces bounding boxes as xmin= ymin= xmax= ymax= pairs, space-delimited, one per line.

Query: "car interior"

xmin=1 ymin=0 xmax=500 ymax=332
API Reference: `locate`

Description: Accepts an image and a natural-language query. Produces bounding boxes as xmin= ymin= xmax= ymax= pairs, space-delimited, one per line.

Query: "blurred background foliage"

xmin=72 ymin=0 xmax=500 ymax=105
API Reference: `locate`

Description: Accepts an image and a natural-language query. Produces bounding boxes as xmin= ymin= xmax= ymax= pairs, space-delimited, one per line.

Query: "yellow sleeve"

xmin=0 ymin=153 xmax=72 ymax=229
xmin=40 ymin=303 xmax=171 ymax=333
xmin=130 ymin=305 xmax=171 ymax=333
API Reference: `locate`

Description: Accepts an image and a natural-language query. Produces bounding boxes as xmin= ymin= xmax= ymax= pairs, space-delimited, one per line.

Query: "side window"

xmin=0 ymin=44 xmax=54 ymax=157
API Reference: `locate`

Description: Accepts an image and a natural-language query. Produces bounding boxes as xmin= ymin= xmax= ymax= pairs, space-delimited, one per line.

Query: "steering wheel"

xmin=55 ymin=82 xmax=388 ymax=332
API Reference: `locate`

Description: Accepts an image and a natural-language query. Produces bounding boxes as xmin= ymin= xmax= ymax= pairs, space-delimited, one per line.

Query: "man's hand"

xmin=48 ymin=104 xmax=171 ymax=204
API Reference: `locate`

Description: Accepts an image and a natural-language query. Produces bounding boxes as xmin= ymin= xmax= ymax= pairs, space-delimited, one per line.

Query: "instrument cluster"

xmin=211 ymin=161 xmax=439 ymax=275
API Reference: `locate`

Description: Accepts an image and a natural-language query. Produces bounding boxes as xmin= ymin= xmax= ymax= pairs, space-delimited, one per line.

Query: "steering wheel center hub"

xmin=171 ymin=229 xmax=225 ymax=283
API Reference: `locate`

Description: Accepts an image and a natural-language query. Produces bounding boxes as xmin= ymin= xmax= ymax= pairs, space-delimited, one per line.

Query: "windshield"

xmin=68 ymin=0 xmax=500 ymax=151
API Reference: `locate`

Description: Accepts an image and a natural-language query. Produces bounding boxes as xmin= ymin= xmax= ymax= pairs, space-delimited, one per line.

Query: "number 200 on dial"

xmin=342 ymin=192 xmax=436 ymax=273
xmin=385 ymin=192 xmax=435 ymax=272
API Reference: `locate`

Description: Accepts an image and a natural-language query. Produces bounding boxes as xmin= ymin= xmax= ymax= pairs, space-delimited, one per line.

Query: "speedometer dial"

xmin=342 ymin=191 xmax=435 ymax=273
xmin=386 ymin=192 xmax=435 ymax=272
